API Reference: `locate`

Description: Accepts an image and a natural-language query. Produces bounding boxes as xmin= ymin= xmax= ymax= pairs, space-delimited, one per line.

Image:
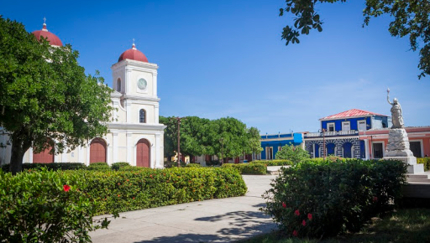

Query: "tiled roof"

xmin=320 ymin=109 xmax=387 ymax=120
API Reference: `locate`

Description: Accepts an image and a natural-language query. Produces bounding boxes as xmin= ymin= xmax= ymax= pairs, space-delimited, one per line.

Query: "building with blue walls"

xmin=260 ymin=133 xmax=303 ymax=160
xmin=304 ymin=109 xmax=389 ymax=158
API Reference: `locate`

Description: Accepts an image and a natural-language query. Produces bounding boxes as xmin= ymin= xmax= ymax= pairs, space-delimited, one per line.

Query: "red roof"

xmin=32 ymin=23 xmax=63 ymax=47
xmin=320 ymin=109 xmax=387 ymax=120
xmin=118 ymin=44 xmax=148 ymax=63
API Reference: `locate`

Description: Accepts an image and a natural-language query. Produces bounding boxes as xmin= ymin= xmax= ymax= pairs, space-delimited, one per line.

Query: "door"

xmin=358 ymin=120 xmax=366 ymax=131
xmin=373 ymin=143 xmax=383 ymax=159
xmin=343 ymin=143 xmax=352 ymax=158
xmin=136 ymin=139 xmax=150 ymax=167
xmin=327 ymin=143 xmax=335 ymax=156
xmin=33 ymin=145 xmax=54 ymax=163
xmin=90 ymin=138 xmax=106 ymax=163
xmin=410 ymin=141 xmax=422 ymax=158
xmin=342 ymin=121 xmax=350 ymax=132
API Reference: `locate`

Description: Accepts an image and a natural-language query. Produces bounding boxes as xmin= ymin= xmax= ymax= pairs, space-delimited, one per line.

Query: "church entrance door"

xmin=136 ymin=139 xmax=150 ymax=167
xmin=90 ymin=138 xmax=106 ymax=163
xmin=33 ymin=142 xmax=54 ymax=163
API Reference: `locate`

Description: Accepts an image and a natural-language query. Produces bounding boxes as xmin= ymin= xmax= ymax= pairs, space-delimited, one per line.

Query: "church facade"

xmin=0 ymin=22 xmax=166 ymax=168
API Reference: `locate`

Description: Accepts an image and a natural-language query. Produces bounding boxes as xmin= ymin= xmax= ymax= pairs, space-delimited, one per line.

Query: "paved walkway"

xmin=90 ymin=175 xmax=278 ymax=243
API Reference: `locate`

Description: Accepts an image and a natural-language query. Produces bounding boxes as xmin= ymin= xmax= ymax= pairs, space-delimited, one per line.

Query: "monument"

xmin=383 ymin=88 xmax=424 ymax=174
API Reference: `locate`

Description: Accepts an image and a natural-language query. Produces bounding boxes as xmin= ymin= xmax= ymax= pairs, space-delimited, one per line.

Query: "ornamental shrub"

xmin=417 ymin=157 xmax=430 ymax=171
xmin=222 ymin=163 xmax=267 ymax=175
xmin=64 ymin=167 xmax=247 ymax=215
xmin=111 ymin=162 xmax=131 ymax=171
xmin=86 ymin=162 xmax=110 ymax=171
xmin=186 ymin=163 xmax=201 ymax=167
xmin=0 ymin=169 xmax=111 ymax=242
xmin=1 ymin=162 xmax=86 ymax=172
xmin=263 ymin=159 xmax=407 ymax=239
xmin=251 ymin=160 xmax=293 ymax=166
xmin=275 ymin=144 xmax=310 ymax=164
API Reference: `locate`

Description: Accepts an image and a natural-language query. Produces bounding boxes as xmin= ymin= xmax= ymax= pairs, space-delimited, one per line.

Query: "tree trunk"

xmin=9 ymin=133 xmax=31 ymax=175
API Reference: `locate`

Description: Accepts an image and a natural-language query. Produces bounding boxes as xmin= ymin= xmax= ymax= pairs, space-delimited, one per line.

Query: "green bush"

xmin=164 ymin=160 xmax=186 ymax=168
xmin=66 ymin=167 xmax=247 ymax=215
xmin=206 ymin=160 xmax=221 ymax=166
xmin=251 ymin=160 xmax=293 ymax=166
xmin=86 ymin=162 xmax=110 ymax=171
xmin=1 ymin=162 xmax=86 ymax=172
xmin=111 ymin=162 xmax=131 ymax=171
xmin=275 ymin=144 xmax=310 ymax=164
xmin=417 ymin=157 xmax=430 ymax=171
xmin=222 ymin=163 xmax=267 ymax=175
xmin=186 ymin=163 xmax=201 ymax=167
xmin=0 ymin=169 xmax=111 ymax=242
xmin=263 ymin=159 xmax=407 ymax=239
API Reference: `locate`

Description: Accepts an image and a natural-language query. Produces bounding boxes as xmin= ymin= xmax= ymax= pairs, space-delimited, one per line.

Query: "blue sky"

xmin=2 ymin=0 xmax=429 ymax=134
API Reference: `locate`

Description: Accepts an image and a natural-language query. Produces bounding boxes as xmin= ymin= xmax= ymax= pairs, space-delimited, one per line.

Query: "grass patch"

xmin=238 ymin=208 xmax=430 ymax=243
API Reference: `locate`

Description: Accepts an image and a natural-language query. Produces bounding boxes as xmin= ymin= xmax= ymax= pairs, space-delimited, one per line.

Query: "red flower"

xmin=132 ymin=197 xmax=135 ymax=200
xmin=292 ymin=230 xmax=298 ymax=237
xmin=373 ymin=196 xmax=378 ymax=202
xmin=294 ymin=209 xmax=300 ymax=216
xmin=307 ymin=213 xmax=313 ymax=220
xmin=118 ymin=194 xmax=120 ymax=197
xmin=63 ymin=185 xmax=70 ymax=192
xmin=302 ymin=220 xmax=306 ymax=226
xmin=282 ymin=202 xmax=287 ymax=208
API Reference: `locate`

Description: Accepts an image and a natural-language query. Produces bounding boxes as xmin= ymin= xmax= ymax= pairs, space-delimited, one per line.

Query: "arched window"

xmin=117 ymin=78 xmax=121 ymax=92
xmin=139 ymin=109 xmax=146 ymax=123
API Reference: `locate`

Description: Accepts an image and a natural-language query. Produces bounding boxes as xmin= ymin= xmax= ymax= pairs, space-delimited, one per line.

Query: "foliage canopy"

xmin=279 ymin=0 xmax=430 ymax=79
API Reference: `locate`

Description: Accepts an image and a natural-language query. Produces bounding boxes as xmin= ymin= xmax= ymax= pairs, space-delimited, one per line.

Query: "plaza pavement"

xmin=90 ymin=174 xmax=278 ymax=243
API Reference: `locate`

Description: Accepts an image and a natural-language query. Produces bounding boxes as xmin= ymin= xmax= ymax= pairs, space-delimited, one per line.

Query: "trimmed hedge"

xmin=417 ymin=157 xmax=430 ymax=171
xmin=1 ymin=162 xmax=86 ymax=172
xmin=0 ymin=169 xmax=110 ymax=242
xmin=263 ymin=159 xmax=407 ymax=239
xmin=111 ymin=162 xmax=131 ymax=171
xmin=222 ymin=163 xmax=267 ymax=175
xmin=251 ymin=160 xmax=293 ymax=166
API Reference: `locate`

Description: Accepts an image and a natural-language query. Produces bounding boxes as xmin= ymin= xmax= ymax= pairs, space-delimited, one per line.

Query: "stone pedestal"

xmin=383 ymin=128 xmax=424 ymax=174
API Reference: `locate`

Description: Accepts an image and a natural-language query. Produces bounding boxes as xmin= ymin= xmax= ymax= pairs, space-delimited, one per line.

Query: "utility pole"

xmin=322 ymin=128 xmax=326 ymax=159
xmin=172 ymin=117 xmax=185 ymax=167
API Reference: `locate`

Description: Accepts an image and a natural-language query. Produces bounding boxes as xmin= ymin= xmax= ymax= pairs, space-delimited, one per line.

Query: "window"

xmin=139 ymin=109 xmax=146 ymax=123
xmin=358 ymin=120 xmax=367 ymax=131
xmin=327 ymin=123 xmax=335 ymax=132
xmin=342 ymin=121 xmax=350 ymax=132
xmin=117 ymin=78 xmax=121 ymax=92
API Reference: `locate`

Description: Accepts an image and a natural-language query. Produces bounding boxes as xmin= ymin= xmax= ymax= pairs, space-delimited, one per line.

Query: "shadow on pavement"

xmin=134 ymin=204 xmax=276 ymax=243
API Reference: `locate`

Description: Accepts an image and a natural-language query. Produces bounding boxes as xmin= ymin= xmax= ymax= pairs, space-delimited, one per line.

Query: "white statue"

xmin=387 ymin=88 xmax=404 ymax=129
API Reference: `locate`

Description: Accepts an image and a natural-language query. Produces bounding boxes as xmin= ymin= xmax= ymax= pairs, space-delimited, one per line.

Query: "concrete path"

xmin=90 ymin=175 xmax=278 ymax=243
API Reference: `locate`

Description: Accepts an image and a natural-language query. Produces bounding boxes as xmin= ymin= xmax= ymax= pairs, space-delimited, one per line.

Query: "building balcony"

xmin=304 ymin=130 xmax=359 ymax=138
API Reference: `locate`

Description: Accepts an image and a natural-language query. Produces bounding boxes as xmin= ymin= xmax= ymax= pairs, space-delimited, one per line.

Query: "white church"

xmin=0 ymin=22 xmax=166 ymax=168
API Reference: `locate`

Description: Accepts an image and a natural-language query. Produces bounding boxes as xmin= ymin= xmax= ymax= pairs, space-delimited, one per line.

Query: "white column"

xmin=127 ymin=133 xmax=133 ymax=165
xmin=107 ymin=139 xmax=111 ymax=165
xmin=126 ymin=100 xmax=132 ymax=123
xmin=86 ymin=142 xmax=90 ymax=166
xmin=29 ymin=147 xmax=33 ymax=163
xmin=152 ymin=71 xmax=158 ymax=97
xmin=155 ymin=133 xmax=161 ymax=168
xmin=125 ymin=69 xmax=131 ymax=94
xmin=113 ymin=132 xmax=118 ymax=163
xmin=155 ymin=104 xmax=160 ymax=124
xmin=61 ymin=140 xmax=67 ymax=163
xmin=364 ymin=139 xmax=370 ymax=160
xmin=78 ymin=145 xmax=84 ymax=163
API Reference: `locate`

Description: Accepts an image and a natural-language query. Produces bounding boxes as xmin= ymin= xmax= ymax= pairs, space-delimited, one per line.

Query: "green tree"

xmin=0 ymin=17 xmax=113 ymax=174
xmin=279 ymin=0 xmax=430 ymax=79
xmin=246 ymin=127 xmax=263 ymax=160
xmin=159 ymin=116 xmax=176 ymax=160
xmin=180 ymin=116 xmax=211 ymax=158
xmin=211 ymin=117 xmax=248 ymax=162
xmin=275 ymin=144 xmax=310 ymax=164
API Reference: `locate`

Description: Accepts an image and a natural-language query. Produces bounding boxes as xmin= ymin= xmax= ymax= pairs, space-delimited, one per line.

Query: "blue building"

xmin=260 ymin=133 xmax=303 ymax=160
xmin=304 ymin=109 xmax=388 ymax=158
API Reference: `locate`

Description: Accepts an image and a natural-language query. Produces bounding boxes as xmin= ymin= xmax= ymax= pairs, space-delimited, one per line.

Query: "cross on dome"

xmin=132 ymin=38 xmax=136 ymax=49
xmin=42 ymin=17 xmax=47 ymax=31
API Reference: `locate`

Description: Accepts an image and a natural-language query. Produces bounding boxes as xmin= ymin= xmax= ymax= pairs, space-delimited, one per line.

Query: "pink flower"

xmin=282 ymin=202 xmax=287 ymax=208
xmin=302 ymin=220 xmax=306 ymax=226
xmin=63 ymin=185 xmax=70 ymax=192
xmin=294 ymin=209 xmax=300 ymax=216
xmin=292 ymin=230 xmax=298 ymax=237
xmin=307 ymin=213 xmax=313 ymax=220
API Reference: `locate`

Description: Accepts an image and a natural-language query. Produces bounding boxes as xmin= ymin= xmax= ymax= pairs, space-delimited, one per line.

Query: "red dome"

xmin=118 ymin=44 xmax=148 ymax=62
xmin=32 ymin=23 xmax=63 ymax=47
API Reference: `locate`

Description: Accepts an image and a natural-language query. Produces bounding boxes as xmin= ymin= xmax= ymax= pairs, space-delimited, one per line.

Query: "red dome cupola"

xmin=32 ymin=21 xmax=63 ymax=47
xmin=118 ymin=43 xmax=148 ymax=63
